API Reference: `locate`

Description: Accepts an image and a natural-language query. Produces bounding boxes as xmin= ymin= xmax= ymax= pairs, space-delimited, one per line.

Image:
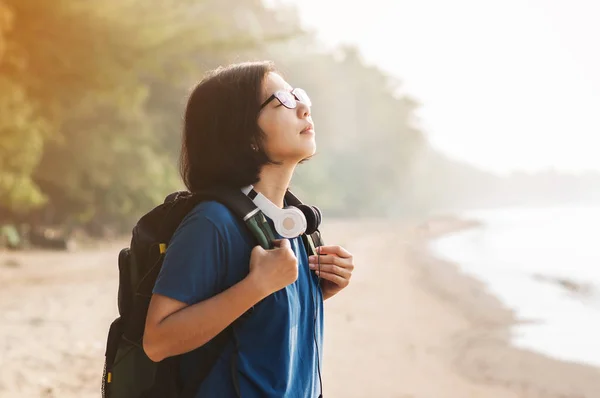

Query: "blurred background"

xmin=2 ymin=1 xmax=600 ymax=397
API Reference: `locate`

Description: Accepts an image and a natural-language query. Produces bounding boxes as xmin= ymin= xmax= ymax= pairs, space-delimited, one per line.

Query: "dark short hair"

xmin=180 ymin=61 xmax=279 ymax=192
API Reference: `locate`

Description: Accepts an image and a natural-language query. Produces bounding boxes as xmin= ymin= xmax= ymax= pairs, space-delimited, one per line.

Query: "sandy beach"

xmin=1 ymin=217 xmax=599 ymax=398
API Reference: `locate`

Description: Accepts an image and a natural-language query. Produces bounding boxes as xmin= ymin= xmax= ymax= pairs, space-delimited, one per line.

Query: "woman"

xmin=142 ymin=61 xmax=355 ymax=398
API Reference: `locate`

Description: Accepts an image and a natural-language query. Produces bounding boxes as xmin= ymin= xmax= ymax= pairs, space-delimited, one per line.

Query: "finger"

xmin=316 ymin=245 xmax=352 ymax=258
xmin=314 ymin=270 xmax=350 ymax=288
xmin=310 ymin=254 xmax=354 ymax=271
xmin=309 ymin=254 xmax=350 ymax=269
xmin=310 ymin=262 xmax=352 ymax=279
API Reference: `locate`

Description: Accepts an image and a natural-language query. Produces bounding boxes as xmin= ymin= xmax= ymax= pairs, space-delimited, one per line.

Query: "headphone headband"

xmin=241 ymin=186 xmax=320 ymax=239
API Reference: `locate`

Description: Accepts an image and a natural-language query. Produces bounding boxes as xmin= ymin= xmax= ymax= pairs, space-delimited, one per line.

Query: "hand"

xmin=308 ymin=245 xmax=354 ymax=300
xmin=248 ymin=239 xmax=298 ymax=297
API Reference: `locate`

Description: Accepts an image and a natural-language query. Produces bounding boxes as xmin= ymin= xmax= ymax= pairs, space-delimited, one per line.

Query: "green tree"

xmin=0 ymin=0 xmax=433 ymax=232
xmin=0 ymin=2 xmax=48 ymax=214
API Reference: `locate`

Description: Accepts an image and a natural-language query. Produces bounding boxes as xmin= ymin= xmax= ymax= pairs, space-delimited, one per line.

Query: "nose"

xmin=296 ymin=100 xmax=310 ymax=118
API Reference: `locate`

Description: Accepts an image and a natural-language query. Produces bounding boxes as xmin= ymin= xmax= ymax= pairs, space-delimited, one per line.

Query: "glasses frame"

xmin=259 ymin=88 xmax=311 ymax=110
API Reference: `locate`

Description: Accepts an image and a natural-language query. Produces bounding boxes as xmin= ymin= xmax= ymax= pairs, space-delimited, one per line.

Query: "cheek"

xmin=258 ymin=112 xmax=296 ymax=148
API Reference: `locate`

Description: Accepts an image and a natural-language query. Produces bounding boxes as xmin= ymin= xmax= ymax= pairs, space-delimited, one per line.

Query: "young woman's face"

xmin=257 ymin=72 xmax=316 ymax=165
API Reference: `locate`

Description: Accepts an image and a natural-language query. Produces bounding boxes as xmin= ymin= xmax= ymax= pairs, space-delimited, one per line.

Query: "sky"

xmin=278 ymin=0 xmax=600 ymax=175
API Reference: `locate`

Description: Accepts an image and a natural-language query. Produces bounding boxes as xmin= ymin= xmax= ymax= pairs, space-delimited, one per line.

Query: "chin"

xmin=284 ymin=150 xmax=316 ymax=165
xmin=300 ymin=143 xmax=317 ymax=159
xmin=275 ymin=142 xmax=317 ymax=165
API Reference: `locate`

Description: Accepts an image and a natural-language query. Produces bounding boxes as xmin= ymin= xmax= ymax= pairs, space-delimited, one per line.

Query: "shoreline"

xmin=408 ymin=216 xmax=600 ymax=397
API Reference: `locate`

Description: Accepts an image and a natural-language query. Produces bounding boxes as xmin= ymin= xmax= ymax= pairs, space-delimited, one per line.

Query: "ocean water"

xmin=429 ymin=206 xmax=600 ymax=367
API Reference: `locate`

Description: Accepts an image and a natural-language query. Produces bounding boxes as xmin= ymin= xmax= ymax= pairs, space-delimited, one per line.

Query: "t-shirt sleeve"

xmin=152 ymin=207 xmax=225 ymax=305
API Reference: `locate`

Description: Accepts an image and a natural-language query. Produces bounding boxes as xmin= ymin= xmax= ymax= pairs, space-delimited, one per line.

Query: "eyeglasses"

xmin=260 ymin=88 xmax=311 ymax=110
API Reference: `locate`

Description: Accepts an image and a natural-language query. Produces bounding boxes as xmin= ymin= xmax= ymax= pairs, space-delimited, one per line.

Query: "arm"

xmin=143 ymin=273 xmax=267 ymax=362
xmin=141 ymin=207 xmax=243 ymax=362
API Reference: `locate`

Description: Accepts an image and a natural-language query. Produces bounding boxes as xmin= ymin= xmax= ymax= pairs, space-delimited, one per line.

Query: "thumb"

xmin=251 ymin=244 xmax=267 ymax=257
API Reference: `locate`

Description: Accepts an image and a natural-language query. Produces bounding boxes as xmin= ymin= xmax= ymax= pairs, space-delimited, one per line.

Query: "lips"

xmin=300 ymin=123 xmax=314 ymax=134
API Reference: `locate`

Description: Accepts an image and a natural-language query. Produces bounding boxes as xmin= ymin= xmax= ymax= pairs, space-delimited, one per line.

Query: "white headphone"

xmin=241 ymin=185 xmax=307 ymax=238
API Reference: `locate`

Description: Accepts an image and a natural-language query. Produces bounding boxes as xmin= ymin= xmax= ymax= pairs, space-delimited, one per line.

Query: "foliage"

xmin=0 ymin=0 xmax=428 ymax=233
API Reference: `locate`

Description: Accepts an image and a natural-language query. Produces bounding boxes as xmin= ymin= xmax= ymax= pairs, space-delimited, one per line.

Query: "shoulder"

xmin=181 ymin=200 xmax=249 ymax=243
xmin=155 ymin=201 xmax=243 ymax=304
xmin=186 ymin=200 xmax=241 ymax=228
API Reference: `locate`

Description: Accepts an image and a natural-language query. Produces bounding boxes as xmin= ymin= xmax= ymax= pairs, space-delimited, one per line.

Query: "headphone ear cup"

xmin=297 ymin=204 xmax=320 ymax=235
xmin=278 ymin=206 xmax=307 ymax=238
xmin=313 ymin=206 xmax=322 ymax=229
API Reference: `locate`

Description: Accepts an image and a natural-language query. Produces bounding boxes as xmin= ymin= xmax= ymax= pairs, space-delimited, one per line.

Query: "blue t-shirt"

xmin=152 ymin=201 xmax=324 ymax=398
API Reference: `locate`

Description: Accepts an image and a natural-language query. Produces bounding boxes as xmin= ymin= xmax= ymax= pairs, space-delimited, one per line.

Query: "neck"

xmin=253 ymin=164 xmax=296 ymax=208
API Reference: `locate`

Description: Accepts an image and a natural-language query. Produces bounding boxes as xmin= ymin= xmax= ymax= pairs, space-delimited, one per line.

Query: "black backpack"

xmin=101 ymin=188 xmax=323 ymax=398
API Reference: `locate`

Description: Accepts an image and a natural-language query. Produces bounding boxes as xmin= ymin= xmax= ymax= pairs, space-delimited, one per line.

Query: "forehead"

xmin=261 ymin=72 xmax=292 ymax=101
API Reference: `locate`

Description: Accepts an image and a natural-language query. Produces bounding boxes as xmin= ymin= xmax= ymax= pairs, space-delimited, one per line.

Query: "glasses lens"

xmin=293 ymin=88 xmax=311 ymax=107
xmin=275 ymin=91 xmax=296 ymax=108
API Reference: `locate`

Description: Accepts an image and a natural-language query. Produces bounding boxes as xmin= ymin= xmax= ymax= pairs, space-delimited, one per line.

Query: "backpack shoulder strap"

xmin=283 ymin=189 xmax=302 ymax=207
